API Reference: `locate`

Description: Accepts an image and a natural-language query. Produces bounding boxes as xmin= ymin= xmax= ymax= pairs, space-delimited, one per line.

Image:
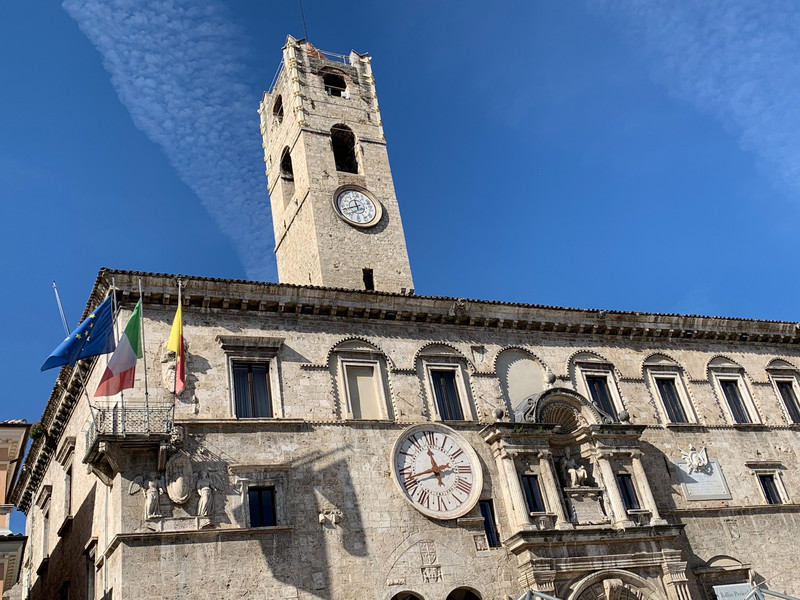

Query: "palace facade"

xmin=10 ymin=37 xmax=800 ymax=600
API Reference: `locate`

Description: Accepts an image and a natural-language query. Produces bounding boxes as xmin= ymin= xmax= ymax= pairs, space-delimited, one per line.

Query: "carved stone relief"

xmin=165 ymin=452 xmax=193 ymax=504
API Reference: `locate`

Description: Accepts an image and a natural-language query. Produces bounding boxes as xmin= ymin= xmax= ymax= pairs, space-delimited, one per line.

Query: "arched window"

xmin=642 ymin=354 xmax=695 ymax=424
xmin=322 ymin=71 xmax=347 ymax=97
xmin=272 ymin=95 xmax=283 ymax=124
xmin=446 ymin=589 xmax=482 ymax=600
xmin=280 ymin=147 xmax=293 ymax=178
xmin=330 ymin=125 xmax=359 ymax=173
xmin=390 ymin=594 xmax=425 ymax=600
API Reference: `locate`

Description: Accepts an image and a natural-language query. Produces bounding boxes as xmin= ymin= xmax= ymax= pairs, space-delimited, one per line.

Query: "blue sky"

xmin=3 ymin=1 xmax=800 ymax=528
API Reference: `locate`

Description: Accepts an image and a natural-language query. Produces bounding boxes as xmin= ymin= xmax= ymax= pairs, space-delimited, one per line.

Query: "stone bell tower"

xmin=259 ymin=36 xmax=414 ymax=293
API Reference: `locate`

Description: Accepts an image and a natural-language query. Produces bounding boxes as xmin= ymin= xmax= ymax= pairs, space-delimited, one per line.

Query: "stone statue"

xmin=129 ymin=472 xmax=164 ymax=519
xmin=196 ymin=470 xmax=214 ymax=517
xmin=562 ymin=449 xmax=587 ymax=487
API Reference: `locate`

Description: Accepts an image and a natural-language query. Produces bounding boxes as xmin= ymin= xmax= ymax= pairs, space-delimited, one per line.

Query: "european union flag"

xmin=41 ymin=296 xmax=116 ymax=371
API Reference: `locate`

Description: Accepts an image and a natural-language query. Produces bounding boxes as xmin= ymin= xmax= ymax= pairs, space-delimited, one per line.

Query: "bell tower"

xmin=259 ymin=36 xmax=414 ymax=293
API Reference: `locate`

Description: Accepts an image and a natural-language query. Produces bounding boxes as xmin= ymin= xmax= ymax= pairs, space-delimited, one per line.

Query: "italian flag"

xmin=94 ymin=301 xmax=142 ymax=397
xmin=167 ymin=304 xmax=186 ymax=394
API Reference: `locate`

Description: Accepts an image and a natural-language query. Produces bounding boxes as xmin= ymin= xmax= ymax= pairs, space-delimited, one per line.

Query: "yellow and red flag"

xmin=167 ymin=304 xmax=185 ymax=394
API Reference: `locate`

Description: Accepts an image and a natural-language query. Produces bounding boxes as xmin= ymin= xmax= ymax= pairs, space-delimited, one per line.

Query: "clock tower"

xmin=259 ymin=36 xmax=414 ymax=293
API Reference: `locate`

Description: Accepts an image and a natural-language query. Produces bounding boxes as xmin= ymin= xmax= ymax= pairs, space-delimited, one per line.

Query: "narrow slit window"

xmin=272 ymin=95 xmax=284 ymax=124
xmin=331 ymin=125 xmax=359 ymax=173
xmin=431 ymin=369 xmax=463 ymax=420
xmin=616 ymin=473 xmax=640 ymax=511
xmin=776 ymin=380 xmax=800 ymax=424
xmin=479 ymin=500 xmax=501 ymax=548
xmin=655 ymin=377 xmax=687 ymax=423
xmin=586 ymin=375 xmax=617 ymax=420
xmin=363 ymin=268 xmax=374 ymax=291
xmin=248 ymin=486 xmax=277 ymax=527
xmin=233 ymin=362 xmax=272 ymax=418
xmin=521 ymin=475 xmax=545 ymax=513
xmin=759 ymin=474 xmax=782 ymax=505
xmin=720 ymin=379 xmax=750 ymax=424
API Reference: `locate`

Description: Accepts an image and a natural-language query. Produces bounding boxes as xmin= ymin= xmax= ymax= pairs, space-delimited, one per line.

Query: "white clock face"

xmin=336 ymin=189 xmax=379 ymax=226
xmin=391 ymin=423 xmax=483 ymax=520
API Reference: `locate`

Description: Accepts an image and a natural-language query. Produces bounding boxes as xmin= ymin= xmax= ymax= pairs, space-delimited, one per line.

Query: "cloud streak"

xmin=62 ymin=0 xmax=275 ymax=280
xmin=597 ymin=1 xmax=800 ymax=199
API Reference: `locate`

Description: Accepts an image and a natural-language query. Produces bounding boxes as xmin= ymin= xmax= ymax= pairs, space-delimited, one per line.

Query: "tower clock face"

xmin=390 ymin=423 xmax=483 ymax=520
xmin=334 ymin=188 xmax=382 ymax=228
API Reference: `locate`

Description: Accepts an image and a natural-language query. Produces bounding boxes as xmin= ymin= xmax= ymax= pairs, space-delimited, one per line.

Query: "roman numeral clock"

xmin=390 ymin=424 xmax=483 ymax=519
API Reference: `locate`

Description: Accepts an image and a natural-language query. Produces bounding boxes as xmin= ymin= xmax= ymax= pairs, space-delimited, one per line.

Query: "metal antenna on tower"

xmin=298 ymin=0 xmax=310 ymax=40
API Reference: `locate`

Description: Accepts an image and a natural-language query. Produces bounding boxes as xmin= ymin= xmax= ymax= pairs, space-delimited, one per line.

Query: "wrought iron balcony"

xmin=83 ymin=405 xmax=173 ymax=484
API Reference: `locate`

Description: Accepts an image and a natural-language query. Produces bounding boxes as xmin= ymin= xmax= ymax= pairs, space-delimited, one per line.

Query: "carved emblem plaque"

xmin=165 ymin=452 xmax=193 ymax=504
xmin=674 ymin=458 xmax=732 ymax=501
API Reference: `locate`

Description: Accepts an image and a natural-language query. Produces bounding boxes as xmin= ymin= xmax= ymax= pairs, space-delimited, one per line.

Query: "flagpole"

xmin=138 ymin=279 xmax=150 ymax=434
xmin=111 ymin=277 xmax=125 ymax=436
xmin=172 ymin=278 xmax=181 ymax=404
xmin=52 ymin=281 xmax=70 ymax=336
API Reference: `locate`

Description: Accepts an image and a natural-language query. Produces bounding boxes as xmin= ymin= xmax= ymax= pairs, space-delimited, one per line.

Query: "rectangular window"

xmin=521 ymin=475 xmax=545 ymax=513
xmin=65 ymin=466 xmax=72 ymax=517
xmin=759 ymin=474 xmax=782 ymax=505
xmin=720 ymin=379 xmax=750 ymax=424
xmin=616 ymin=474 xmax=640 ymax=511
xmin=586 ymin=375 xmax=617 ymax=420
xmin=345 ymin=364 xmax=381 ymax=419
xmin=655 ymin=377 xmax=688 ymax=423
xmin=479 ymin=500 xmax=501 ymax=548
xmin=776 ymin=380 xmax=800 ymax=424
xmin=431 ymin=369 xmax=463 ymax=420
xmin=233 ymin=362 xmax=272 ymax=418
xmin=42 ymin=508 xmax=50 ymax=559
xmin=86 ymin=551 xmax=95 ymax=600
xmin=248 ymin=486 xmax=277 ymax=527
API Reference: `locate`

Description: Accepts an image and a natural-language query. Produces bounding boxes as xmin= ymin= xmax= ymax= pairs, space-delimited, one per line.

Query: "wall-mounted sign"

xmin=674 ymin=457 xmax=732 ymax=501
xmin=713 ymin=583 xmax=752 ymax=600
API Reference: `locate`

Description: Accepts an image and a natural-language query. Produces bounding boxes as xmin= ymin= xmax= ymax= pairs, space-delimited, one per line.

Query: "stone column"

xmin=596 ymin=451 xmax=634 ymax=529
xmin=492 ymin=444 xmax=532 ymax=529
xmin=662 ymin=560 xmax=693 ymax=600
xmin=537 ymin=451 xmax=573 ymax=530
xmin=631 ymin=451 xmax=668 ymax=526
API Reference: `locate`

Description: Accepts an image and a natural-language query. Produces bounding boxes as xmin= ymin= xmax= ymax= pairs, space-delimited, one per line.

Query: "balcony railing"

xmin=85 ymin=405 xmax=173 ymax=453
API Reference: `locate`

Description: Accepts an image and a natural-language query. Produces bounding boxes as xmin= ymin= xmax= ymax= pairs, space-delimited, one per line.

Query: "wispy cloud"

xmin=597 ymin=1 xmax=800 ymax=197
xmin=62 ymin=0 xmax=275 ymax=281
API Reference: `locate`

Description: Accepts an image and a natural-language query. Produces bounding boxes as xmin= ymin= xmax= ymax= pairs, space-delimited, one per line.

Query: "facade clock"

xmin=390 ymin=423 xmax=483 ymax=520
xmin=333 ymin=186 xmax=383 ymax=228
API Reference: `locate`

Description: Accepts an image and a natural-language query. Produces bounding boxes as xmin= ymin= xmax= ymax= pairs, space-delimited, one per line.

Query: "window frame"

xmin=711 ymin=370 xmax=760 ymax=425
xmin=218 ymin=336 xmax=285 ymax=419
xmin=646 ymin=367 xmax=696 ymax=424
xmin=520 ymin=473 xmax=546 ymax=515
xmin=747 ymin=462 xmax=789 ymax=505
xmin=339 ymin=357 xmax=391 ymax=420
xmin=616 ymin=472 xmax=641 ymax=511
xmin=247 ymin=486 xmax=278 ymax=527
xmin=768 ymin=369 xmax=800 ymax=425
xmin=478 ymin=499 xmax=501 ymax=548
xmin=423 ymin=361 xmax=475 ymax=422
xmin=231 ymin=360 xmax=274 ymax=419
xmin=576 ymin=362 xmax=624 ymax=421
xmin=230 ymin=465 xmax=289 ymax=529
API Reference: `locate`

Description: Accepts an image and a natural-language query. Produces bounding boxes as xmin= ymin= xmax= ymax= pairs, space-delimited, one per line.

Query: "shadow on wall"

xmin=28 ymin=483 xmax=97 ymax=600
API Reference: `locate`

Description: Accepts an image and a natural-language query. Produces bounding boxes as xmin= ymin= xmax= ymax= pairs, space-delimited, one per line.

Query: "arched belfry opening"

xmin=322 ymin=71 xmax=347 ymax=97
xmin=331 ymin=124 xmax=359 ymax=173
xmin=280 ymin=147 xmax=293 ymax=178
xmin=272 ymin=94 xmax=283 ymax=123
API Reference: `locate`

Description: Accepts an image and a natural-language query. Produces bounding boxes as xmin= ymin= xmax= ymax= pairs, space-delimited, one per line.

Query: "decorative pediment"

xmin=514 ymin=387 xmax=614 ymax=432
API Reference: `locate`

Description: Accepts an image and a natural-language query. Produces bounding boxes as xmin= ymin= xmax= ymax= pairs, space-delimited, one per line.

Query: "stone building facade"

xmin=10 ymin=37 xmax=800 ymax=600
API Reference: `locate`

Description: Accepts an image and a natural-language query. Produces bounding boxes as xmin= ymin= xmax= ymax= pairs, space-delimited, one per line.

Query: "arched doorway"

xmin=446 ymin=588 xmax=482 ymax=600
xmin=390 ymin=593 xmax=425 ymax=600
